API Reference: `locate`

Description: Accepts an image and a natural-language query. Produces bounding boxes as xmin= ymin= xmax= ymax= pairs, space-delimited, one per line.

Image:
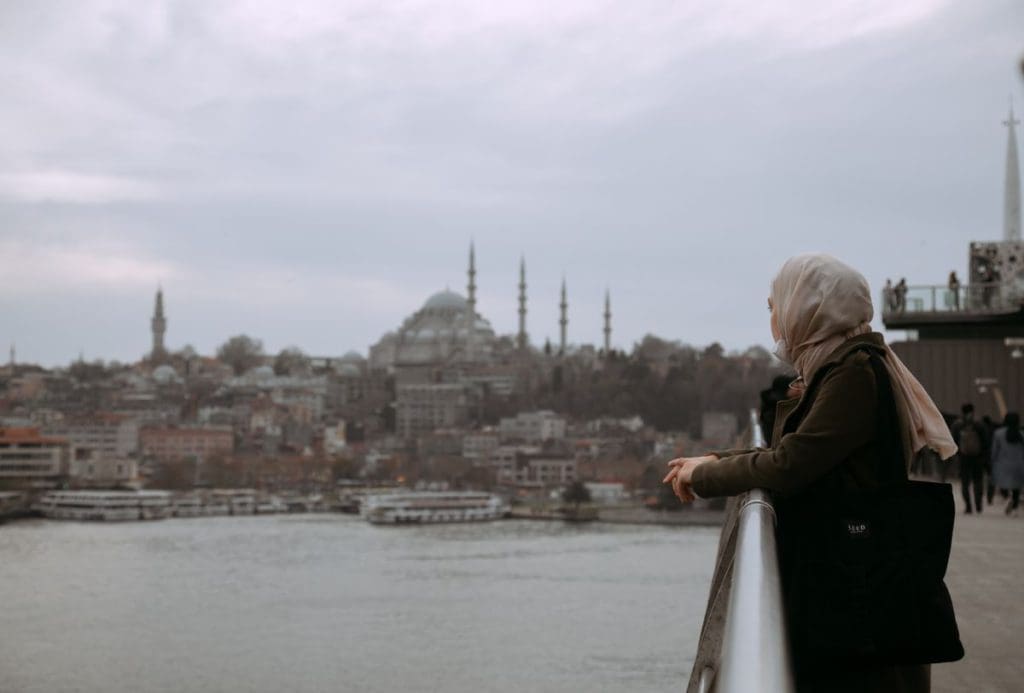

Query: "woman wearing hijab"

xmin=990 ymin=412 xmax=1024 ymax=516
xmin=665 ymin=254 xmax=956 ymax=693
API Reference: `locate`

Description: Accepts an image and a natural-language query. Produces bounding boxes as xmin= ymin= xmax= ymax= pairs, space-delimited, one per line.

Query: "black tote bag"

xmin=776 ymin=353 xmax=964 ymax=667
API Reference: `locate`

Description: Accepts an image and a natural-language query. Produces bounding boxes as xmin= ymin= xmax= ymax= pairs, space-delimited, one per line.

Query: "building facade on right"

xmin=883 ymin=105 xmax=1023 ymax=419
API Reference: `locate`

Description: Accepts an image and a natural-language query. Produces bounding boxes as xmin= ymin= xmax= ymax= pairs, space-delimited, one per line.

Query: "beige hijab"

xmin=770 ymin=253 xmax=957 ymax=464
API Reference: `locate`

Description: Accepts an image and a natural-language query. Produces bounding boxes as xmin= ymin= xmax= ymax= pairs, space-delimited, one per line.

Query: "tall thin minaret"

xmin=603 ymin=289 xmax=611 ymax=355
xmin=151 ymin=287 xmax=167 ymax=360
xmin=559 ymin=278 xmax=568 ymax=355
xmin=1005 ymin=101 xmax=1022 ymax=242
xmin=466 ymin=242 xmax=477 ymax=361
xmin=517 ymin=257 xmax=528 ymax=351
xmin=8 ymin=343 xmax=14 ymax=369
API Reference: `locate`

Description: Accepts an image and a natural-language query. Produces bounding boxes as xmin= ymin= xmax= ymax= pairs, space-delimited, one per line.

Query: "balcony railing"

xmin=881 ymin=282 xmax=1019 ymax=317
xmin=689 ymin=411 xmax=795 ymax=693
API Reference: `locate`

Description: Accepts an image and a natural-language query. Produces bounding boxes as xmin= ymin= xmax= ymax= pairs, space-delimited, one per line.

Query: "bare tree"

xmin=273 ymin=347 xmax=311 ymax=376
xmin=216 ymin=335 xmax=265 ymax=376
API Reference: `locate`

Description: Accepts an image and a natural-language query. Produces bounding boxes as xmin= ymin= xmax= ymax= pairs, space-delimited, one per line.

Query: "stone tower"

xmin=603 ymin=289 xmax=612 ymax=355
xmin=559 ymin=278 xmax=568 ymax=355
xmin=151 ymin=287 xmax=167 ymax=360
xmin=517 ymin=257 xmax=528 ymax=352
xmin=466 ymin=242 xmax=477 ymax=361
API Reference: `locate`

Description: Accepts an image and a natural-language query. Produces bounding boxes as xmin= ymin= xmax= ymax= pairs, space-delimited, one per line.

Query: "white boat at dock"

xmin=255 ymin=497 xmax=287 ymax=514
xmin=203 ymin=501 xmax=231 ymax=516
xmin=210 ymin=489 xmax=256 ymax=515
xmin=362 ymin=491 xmax=508 ymax=525
xmin=172 ymin=495 xmax=204 ymax=517
xmin=34 ymin=490 xmax=172 ymax=521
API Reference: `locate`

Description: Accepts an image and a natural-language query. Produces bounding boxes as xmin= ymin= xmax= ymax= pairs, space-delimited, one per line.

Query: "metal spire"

xmin=1005 ymin=99 xmax=1021 ymax=242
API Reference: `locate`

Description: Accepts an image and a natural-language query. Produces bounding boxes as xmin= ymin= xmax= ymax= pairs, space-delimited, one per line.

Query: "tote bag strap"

xmin=865 ymin=352 xmax=909 ymax=485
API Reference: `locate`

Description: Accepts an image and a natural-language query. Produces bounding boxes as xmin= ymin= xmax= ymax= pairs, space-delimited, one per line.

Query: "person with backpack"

xmin=990 ymin=412 xmax=1024 ymax=516
xmin=953 ymin=403 xmax=988 ymax=514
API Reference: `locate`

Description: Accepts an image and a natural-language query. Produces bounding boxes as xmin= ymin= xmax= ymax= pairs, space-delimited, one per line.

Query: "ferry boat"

xmin=203 ymin=500 xmax=230 ymax=516
xmin=172 ymin=495 xmax=204 ymax=518
xmin=34 ymin=490 xmax=172 ymax=521
xmin=255 ymin=497 xmax=287 ymax=514
xmin=362 ymin=491 xmax=507 ymax=525
xmin=210 ymin=489 xmax=256 ymax=515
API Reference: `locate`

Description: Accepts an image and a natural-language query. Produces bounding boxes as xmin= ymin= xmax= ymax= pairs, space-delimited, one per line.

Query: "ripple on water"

xmin=0 ymin=517 xmax=718 ymax=693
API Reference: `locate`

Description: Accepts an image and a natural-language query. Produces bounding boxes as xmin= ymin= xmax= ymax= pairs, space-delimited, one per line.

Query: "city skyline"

xmin=1 ymin=1 xmax=1022 ymax=366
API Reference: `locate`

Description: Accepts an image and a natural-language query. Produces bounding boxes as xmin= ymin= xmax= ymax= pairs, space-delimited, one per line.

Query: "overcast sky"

xmin=1 ymin=0 xmax=1022 ymax=367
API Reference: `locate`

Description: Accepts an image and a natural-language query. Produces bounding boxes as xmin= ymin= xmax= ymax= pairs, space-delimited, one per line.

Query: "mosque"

xmin=368 ymin=244 xmax=613 ymax=386
xmin=143 ymin=243 xmax=614 ymax=440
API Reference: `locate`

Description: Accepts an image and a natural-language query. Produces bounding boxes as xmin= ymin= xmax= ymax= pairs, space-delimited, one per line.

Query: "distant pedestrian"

xmin=895 ymin=278 xmax=908 ymax=313
xmin=981 ymin=265 xmax=996 ymax=308
xmin=884 ymin=279 xmax=897 ymax=312
xmin=991 ymin=412 xmax=1024 ymax=516
xmin=953 ymin=403 xmax=989 ymax=514
xmin=759 ymin=374 xmax=796 ymax=446
xmin=982 ymin=414 xmax=998 ymax=504
xmin=947 ymin=271 xmax=960 ymax=310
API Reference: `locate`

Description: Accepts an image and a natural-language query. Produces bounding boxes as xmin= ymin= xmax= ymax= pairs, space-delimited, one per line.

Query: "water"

xmin=0 ymin=516 xmax=718 ymax=693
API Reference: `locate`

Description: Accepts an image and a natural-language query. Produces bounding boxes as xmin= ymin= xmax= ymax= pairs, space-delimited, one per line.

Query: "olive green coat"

xmin=691 ymin=333 xmax=930 ymax=693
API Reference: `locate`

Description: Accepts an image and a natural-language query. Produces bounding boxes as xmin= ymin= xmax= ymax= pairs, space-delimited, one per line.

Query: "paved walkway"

xmin=933 ymin=491 xmax=1024 ymax=693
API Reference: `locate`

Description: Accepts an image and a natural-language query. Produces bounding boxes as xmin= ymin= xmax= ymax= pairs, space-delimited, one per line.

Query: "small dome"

xmin=247 ymin=365 xmax=275 ymax=380
xmin=340 ymin=350 xmax=365 ymax=363
xmin=423 ymin=290 xmax=467 ymax=311
xmin=337 ymin=363 xmax=361 ymax=377
xmin=152 ymin=364 xmax=180 ymax=383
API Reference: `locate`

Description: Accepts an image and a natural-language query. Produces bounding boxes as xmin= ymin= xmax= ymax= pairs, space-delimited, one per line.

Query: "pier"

xmin=689 ymin=408 xmax=1024 ymax=692
xmin=688 ymin=485 xmax=1024 ymax=693
xmin=933 ymin=494 xmax=1024 ymax=693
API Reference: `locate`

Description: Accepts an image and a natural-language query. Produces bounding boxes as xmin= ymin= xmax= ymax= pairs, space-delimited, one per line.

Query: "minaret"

xmin=151 ymin=287 xmax=167 ymax=360
xmin=8 ymin=343 xmax=14 ymax=369
xmin=603 ymin=289 xmax=612 ymax=355
xmin=559 ymin=278 xmax=568 ymax=355
xmin=1005 ymin=102 xmax=1022 ymax=242
xmin=517 ymin=257 xmax=528 ymax=351
xmin=466 ymin=242 xmax=477 ymax=361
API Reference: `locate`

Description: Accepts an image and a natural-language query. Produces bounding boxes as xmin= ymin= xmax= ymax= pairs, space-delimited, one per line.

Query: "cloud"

xmin=0 ymin=0 xmax=1019 ymax=367
xmin=0 ymin=171 xmax=164 ymax=204
xmin=0 ymin=237 xmax=179 ymax=292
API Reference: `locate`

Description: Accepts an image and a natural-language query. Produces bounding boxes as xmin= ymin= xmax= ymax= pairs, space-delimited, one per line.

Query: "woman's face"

xmin=769 ymin=297 xmax=781 ymax=341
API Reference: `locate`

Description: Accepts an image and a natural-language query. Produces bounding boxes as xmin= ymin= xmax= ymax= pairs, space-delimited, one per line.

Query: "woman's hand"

xmin=663 ymin=455 xmax=718 ymax=502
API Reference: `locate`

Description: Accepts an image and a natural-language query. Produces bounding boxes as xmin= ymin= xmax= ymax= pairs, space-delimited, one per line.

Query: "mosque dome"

xmin=371 ymin=287 xmax=497 ymax=368
xmin=423 ymin=290 xmax=467 ymax=311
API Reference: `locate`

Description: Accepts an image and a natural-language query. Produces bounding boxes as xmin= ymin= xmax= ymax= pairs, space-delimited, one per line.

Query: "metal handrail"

xmin=689 ymin=410 xmax=795 ymax=693
xmin=881 ymin=282 xmax=1018 ymax=315
xmin=715 ymin=487 xmax=794 ymax=692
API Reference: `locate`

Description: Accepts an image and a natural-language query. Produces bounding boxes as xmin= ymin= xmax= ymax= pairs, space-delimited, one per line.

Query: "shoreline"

xmin=508 ymin=505 xmax=726 ymax=527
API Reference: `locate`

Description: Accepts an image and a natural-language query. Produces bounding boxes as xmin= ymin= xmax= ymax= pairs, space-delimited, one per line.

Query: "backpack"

xmin=959 ymin=423 xmax=982 ymax=457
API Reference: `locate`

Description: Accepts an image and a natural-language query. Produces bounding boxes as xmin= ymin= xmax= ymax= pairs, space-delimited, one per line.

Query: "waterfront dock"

xmin=933 ymin=496 xmax=1024 ymax=693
